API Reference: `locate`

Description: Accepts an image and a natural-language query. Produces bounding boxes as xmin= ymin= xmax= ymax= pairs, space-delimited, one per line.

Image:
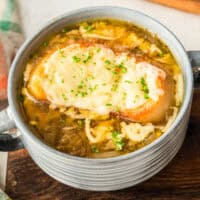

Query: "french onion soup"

xmin=19 ymin=19 xmax=183 ymax=158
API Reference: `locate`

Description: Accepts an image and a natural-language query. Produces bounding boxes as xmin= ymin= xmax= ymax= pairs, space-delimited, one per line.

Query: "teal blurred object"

xmin=0 ymin=189 xmax=11 ymax=200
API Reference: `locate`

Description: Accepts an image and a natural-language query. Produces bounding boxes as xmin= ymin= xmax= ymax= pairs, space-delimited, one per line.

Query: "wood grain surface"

xmin=148 ymin=0 xmax=200 ymax=14
xmin=5 ymin=89 xmax=200 ymax=200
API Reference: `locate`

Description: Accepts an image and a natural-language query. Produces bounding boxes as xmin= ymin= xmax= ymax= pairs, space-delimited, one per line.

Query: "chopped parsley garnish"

xmin=91 ymin=145 xmax=99 ymax=153
xmin=77 ymin=119 xmax=84 ymax=127
xmin=84 ymin=24 xmax=95 ymax=32
xmin=76 ymin=91 xmax=88 ymax=97
xmin=105 ymin=60 xmax=111 ymax=65
xmin=75 ymin=80 xmax=88 ymax=97
xmin=122 ymin=92 xmax=127 ymax=101
xmin=72 ymin=55 xmax=81 ymax=63
xmin=111 ymin=84 xmax=118 ymax=92
xmin=43 ymin=41 xmax=48 ymax=47
xmin=83 ymin=52 xmax=92 ymax=64
xmin=74 ymin=76 xmax=98 ymax=97
xmin=62 ymin=93 xmax=68 ymax=101
xmin=50 ymin=77 xmax=54 ymax=84
xmin=133 ymin=95 xmax=139 ymax=103
xmin=61 ymin=28 xmax=67 ymax=33
xmin=61 ymin=79 xmax=64 ymax=83
xmin=144 ymin=93 xmax=149 ymax=99
xmin=105 ymin=103 xmax=112 ymax=107
xmin=139 ymin=77 xmax=149 ymax=99
xmin=112 ymin=71 xmax=118 ymax=75
xmin=106 ymin=66 xmax=111 ymax=71
xmin=125 ymin=80 xmax=132 ymax=84
xmin=112 ymin=130 xmax=125 ymax=151
xmin=59 ymin=49 xmax=66 ymax=58
xmin=96 ymin=48 xmax=101 ymax=53
xmin=114 ymin=106 xmax=120 ymax=112
xmin=117 ymin=62 xmax=127 ymax=73
xmin=87 ymin=75 xmax=95 ymax=81
xmin=89 ymin=84 xmax=98 ymax=93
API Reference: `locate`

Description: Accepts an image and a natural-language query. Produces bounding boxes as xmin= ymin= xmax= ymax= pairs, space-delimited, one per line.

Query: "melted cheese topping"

xmin=27 ymin=44 xmax=166 ymax=115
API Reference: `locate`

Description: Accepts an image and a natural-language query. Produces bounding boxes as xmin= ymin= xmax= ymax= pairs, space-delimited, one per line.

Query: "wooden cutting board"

xmin=148 ymin=0 xmax=200 ymax=14
xmin=5 ymin=89 xmax=200 ymax=199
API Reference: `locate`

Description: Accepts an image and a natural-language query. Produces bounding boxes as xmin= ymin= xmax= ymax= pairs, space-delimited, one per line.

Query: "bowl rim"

xmin=8 ymin=6 xmax=193 ymax=163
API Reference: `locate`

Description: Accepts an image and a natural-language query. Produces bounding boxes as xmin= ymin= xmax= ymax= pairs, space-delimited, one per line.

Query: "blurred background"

xmin=18 ymin=0 xmax=200 ymax=50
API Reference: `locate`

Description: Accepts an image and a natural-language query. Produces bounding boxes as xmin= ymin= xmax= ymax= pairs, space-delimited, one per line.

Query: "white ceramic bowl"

xmin=1 ymin=6 xmax=198 ymax=191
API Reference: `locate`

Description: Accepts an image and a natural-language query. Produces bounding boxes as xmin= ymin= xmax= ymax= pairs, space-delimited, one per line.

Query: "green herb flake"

xmin=62 ymin=28 xmax=67 ymax=33
xmin=81 ymin=92 xmax=88 ymax=97
xmin=117 ymin=62 xmax=127 ymax=73
xmin=76 ymin=91 xmax=88 ymax=97
xmin=96 ymin=48 xmax=101 ymax=53
xmin=122 ymin=92 xmax=127 ymax=101
xmin=77 ymin=119 xmax=84 ymax=127
xmin=159 ymin=52 xmax=164 ymax=57
xmin=87 ymin=75 xmax=95 ymax=80
xmin=111 ymin=84 xmax=118 ymax=92
xmin=133 ymin=95 xmax=139 ymax=103
xmin=61 ymin=79 xmax=65 ymax=83
xmin=72 ymin=55 xmax=81 ymax=63
xmin=112 ymin=71 xmax=118 ymax=75
xmin=105 ymin=60 xmax=111 ymax=65
xmin=125 ymin=80 xmax=132 ymax=84
xmin=61 ymin=93 xmax=68 ymax=101
xmin=105 ymin=103 xmax=112 ymax=107
xmin=139 ymin=77 xmax=149 ymax=99
xmin=83 ymin=53 xmax=92 ymax=64
xmin=89 ymin=84 xmax=98 ymax=93
xmin=144 ymin=93 xmax=149 ymax=99
xmin=84 ymin=24 xmax=95 ymax=33
xmin=43 ymin=41 xmax=48 ymax=47
xmin=112 ymin=130 xmax=118 ymax=138
xmin=112 ymin=130 xmax=125 ymax=151
xmin=93 ymin=84 xmax=98 ymax=90
xmin=115 ymin=106 xmax=120 ymax=112
xmin=91 ymin=145 xmax=99 ymax=153
xmin=59 ymin=49 xmax=66 ymax=58
xmin=50 ymin=78 xmax=54 ymax=84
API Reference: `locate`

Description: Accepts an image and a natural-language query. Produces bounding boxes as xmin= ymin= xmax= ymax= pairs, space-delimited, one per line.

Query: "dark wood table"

xmin=5 ymin=90 xmax=200 ymax=200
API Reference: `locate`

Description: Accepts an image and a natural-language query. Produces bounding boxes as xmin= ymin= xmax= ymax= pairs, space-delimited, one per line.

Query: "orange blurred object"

xmin=0 ymin=38 xmax=8 ymax=100
xmin=148 ymin=0 xmax=200 ymax=14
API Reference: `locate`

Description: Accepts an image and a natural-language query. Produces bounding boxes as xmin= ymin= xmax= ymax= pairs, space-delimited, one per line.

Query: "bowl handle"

xmin=187 ymin=51 xmax=200 ymax=88
xmin=0 ymin=106 xmax=23 ymax=151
